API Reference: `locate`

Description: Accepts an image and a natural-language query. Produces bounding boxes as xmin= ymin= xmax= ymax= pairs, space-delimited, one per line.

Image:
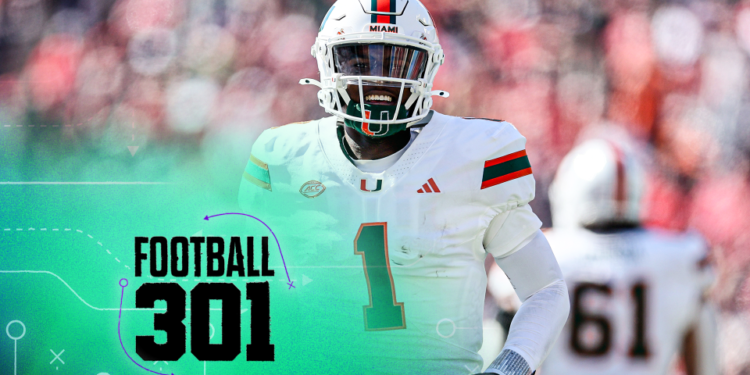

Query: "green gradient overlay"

xmin=0 ymin=126 xmax=452 ymax=374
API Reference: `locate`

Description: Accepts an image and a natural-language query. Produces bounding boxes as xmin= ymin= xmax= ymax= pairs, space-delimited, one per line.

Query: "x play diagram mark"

xmin=465 ymin=364 xmax=479 ymax=374
xmin=50 ymin=349 xmax=65 ymax=365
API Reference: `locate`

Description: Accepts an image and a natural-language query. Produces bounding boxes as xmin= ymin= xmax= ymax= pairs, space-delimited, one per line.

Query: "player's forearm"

xmin=485 ymin=231 xmax=570 ymax=374
xmin=485 ymin=280 xmax=569 ymax=374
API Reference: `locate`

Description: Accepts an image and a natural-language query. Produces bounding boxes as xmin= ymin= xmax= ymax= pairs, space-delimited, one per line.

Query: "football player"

xmin=540 ymin=138 xmax=718 ymax=375
xmin=239 ymin=1 xmax=569 ymax=373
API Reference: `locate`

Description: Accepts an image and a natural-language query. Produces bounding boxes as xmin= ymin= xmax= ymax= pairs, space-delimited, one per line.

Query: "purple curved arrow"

xmin=204 ymin=213 xmax=294 ymax=289
xmin=117 ymin=278 xmax=174 ymax=375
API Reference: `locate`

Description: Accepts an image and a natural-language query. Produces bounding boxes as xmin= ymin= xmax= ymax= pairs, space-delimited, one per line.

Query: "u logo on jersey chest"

xmin=361 ymin=179 xmax=383 ymax=192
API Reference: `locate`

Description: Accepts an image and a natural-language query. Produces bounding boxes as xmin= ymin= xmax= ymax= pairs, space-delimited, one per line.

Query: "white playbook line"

xmin=0 ymin=270 xmax=126 ymax=311
xmin=0 ymin=182 xmax=170 ymax=185
xmin=0 ymin=271 xmax=223 ymax=312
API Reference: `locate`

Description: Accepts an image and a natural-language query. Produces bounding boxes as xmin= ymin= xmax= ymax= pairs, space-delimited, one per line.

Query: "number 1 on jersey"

xmin=354 ymin=223 xmax=406 ymax=331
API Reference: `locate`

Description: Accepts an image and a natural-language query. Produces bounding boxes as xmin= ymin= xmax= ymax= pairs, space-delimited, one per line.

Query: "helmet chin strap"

xmin=338 ymin=87 xmax=351 ymax=105
xmin=299 ymin=78 xmax=450 ymax=122
xmin=404 ymin=88 xmax=419 ymax=110
xmin=336 ymin=77 xmax=351 ymax=105
xmin=301 ymin=78 xmax=419 ymax=109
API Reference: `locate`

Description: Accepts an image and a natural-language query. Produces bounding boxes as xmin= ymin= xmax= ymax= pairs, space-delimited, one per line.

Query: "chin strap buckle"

xmin=301 ymin=78 xmax=351 ymax=106
xmin=404 ymin=88 xmax=449 ymax=110
xmin=300 ymin=79 xmax=323 ymax=88
xmin=427 ymin=90 xmax=450 ymax=98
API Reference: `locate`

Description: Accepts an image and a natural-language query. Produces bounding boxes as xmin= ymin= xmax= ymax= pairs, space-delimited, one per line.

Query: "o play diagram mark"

xmin=436 ymin=318 xmax=456 ymax=338
xmin=6 ymin=320 xmax=26 ymax=375
xmin=6 ymin=320 xmax=25 ymax=340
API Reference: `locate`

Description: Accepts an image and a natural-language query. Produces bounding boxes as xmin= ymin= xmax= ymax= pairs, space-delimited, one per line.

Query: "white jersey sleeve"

xmin=442 ymin=118 xmax=540 ymax=258
xmin=483 ymin=205 xmax=543 ymax=259
xmin=462 ymin=119 xmax=536 ymax=211
xmin=238 ymin=120 xmax=319 ymax=213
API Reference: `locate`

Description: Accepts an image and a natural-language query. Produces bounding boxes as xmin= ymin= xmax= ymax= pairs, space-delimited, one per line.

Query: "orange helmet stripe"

xmin=371 ymin=0 xmax=396 ymax=24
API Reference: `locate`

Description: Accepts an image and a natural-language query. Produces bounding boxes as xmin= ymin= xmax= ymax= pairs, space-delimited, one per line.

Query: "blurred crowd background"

xmin=1 ymin=0 xmax=750 ymax=373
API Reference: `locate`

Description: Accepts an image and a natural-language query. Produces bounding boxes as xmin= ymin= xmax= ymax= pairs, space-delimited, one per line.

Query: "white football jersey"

xmin=238 ymin=112 xmax=542 ymax=374
xmin=541 ymin=228 xmax=711 ymax=375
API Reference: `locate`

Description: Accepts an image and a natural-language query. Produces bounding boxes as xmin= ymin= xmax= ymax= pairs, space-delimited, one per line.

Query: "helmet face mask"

xmin=301 ymin=0 xmax=449 ymax=137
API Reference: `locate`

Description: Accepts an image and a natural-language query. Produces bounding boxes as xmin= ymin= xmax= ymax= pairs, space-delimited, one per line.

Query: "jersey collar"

xmin=318 ymin=111 xmax=447 ymax=193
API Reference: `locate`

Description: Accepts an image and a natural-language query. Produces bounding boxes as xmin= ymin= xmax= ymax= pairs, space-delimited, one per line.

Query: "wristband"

xmin=485 ymin=349 xmax=533 ymax=375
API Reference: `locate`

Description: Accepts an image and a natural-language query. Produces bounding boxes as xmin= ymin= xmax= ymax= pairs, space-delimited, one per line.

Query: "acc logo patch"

xmin=300 ymin=180 xmax=326 ymax=199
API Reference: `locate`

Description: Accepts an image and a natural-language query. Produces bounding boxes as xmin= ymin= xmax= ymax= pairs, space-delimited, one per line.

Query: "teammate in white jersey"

xmin=540 ymin=138 xmax=718 ymax=375
xmin=239 ymin=1 xmax=570 ymax=373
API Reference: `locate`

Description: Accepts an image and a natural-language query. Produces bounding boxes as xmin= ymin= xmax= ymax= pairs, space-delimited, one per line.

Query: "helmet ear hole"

xmin=327 ymin=91 xmax=336 ymax=108
xmin=318 ymin=91 xmax=329 ymax=107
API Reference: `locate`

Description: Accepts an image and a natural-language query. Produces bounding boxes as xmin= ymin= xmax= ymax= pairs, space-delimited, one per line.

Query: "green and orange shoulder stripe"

xmin=481 ymin=150 xmax=533 ymax=190
xmin=458 ymin=116 xmax=533 ymax=190
xmin=244 ymin=154 xmax=271 ymax=192
xmin=243 ymin=120 xmax=319 ymax=192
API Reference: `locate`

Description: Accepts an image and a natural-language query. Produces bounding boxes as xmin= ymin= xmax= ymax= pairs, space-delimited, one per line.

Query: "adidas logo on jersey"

xmin=417 ymin=178 xmax=441 ymax=194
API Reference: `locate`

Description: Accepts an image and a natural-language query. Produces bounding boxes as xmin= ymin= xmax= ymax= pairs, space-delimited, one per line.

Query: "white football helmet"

xmin=301 ymin=0 xmax=449 ymax=127
xmin=549 ymin=138 xmax=646 ymax=229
